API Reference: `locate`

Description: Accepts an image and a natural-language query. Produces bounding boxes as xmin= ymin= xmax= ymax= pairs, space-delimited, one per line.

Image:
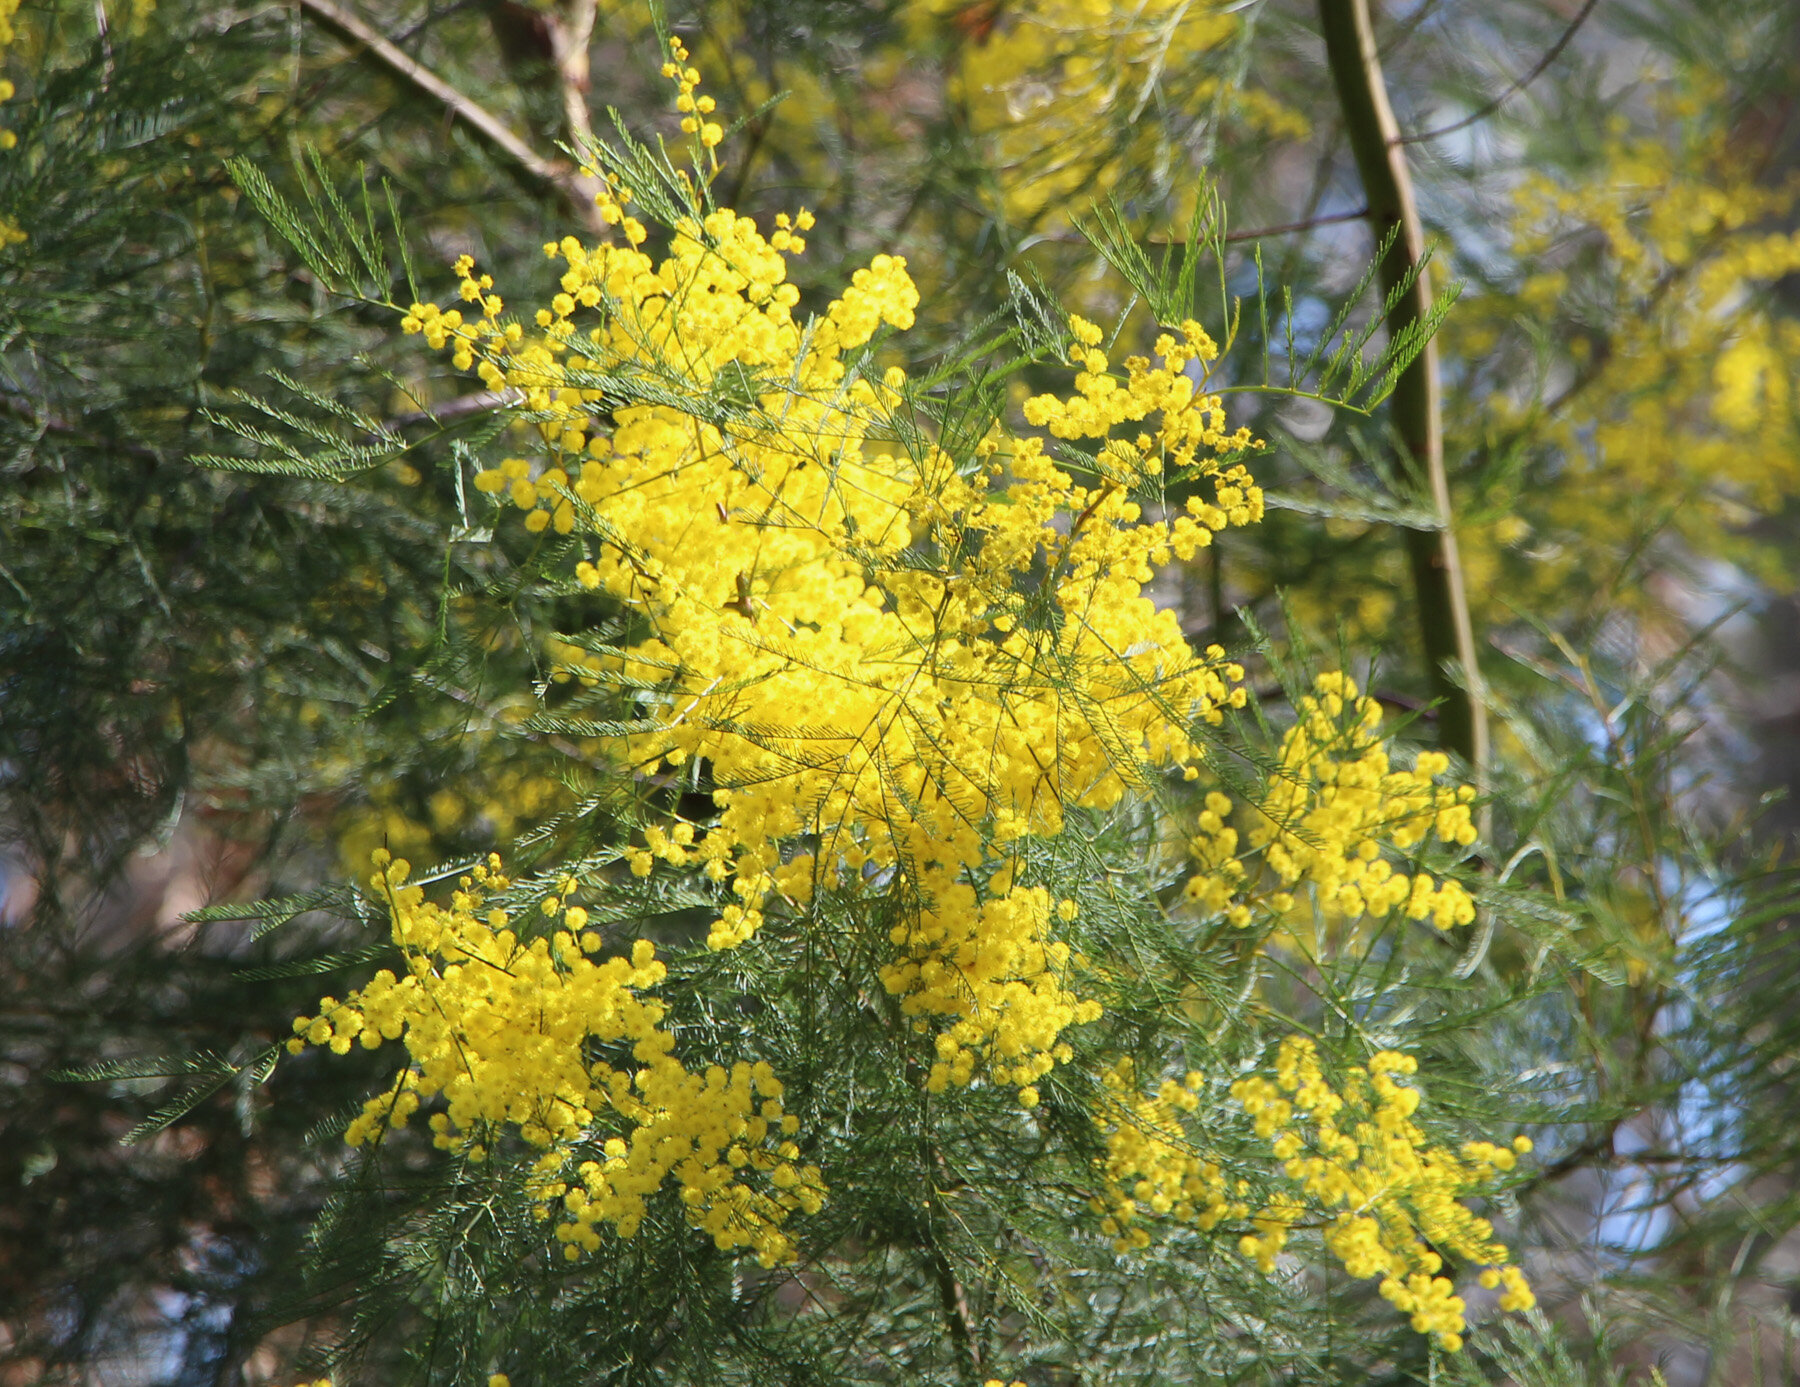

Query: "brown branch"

xmin=920 ymin=1137 xmax=982 ymax=1387
xmin=927 ymin=1234 xmax=982 ymax=1385
xmin=1033 ymin=207 xmax=1369 ymax=249
xmin=1319 ymin=0 xmax=1487 ymax=778
xmin=1223 ymin=205 xmax=1369 ymax=243
xmin=1399 ymin=0 xmax=1602 ymax=145
xmin=382 ymin=389 xmax=519 ymax=431
xmin=294 ymin=0 xmax=601 ymax=230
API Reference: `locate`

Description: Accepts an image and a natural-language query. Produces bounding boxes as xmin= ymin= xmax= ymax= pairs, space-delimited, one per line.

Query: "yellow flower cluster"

xmin=402 ymin=50 xmax=1264 ymax=1107
xmin=893 ymin=875 xmax=1100 ymax=1097
xmin=1230 ymin=1038 xmax=1534 ymax=1351
xmin=906 ymin=0 xmax=1305 ymax=225
xmin=1090 ymin=1056 xmax=1244 ymax=1253
xmin=1 ymin=0 xmax=23 ymax=242
xmin=1185 ymin=672 xmax=1477 ymax=933
xmin=291 ymin=851 xmax=823 ymax=1267
xmin=663 ymin=35 xmax=723 ymax=151
xmin=1090 ymin=1040 xmax=1533 ymax=1349
xmin=292 ymin=33 xmax=1535 ymax=1325
xmin=529 ymin=1050 xmax=824 ymax=1268
xmin=0 ymin=0 xmax=18 ymax=141
xmin=1460 ymin=75 xmax=1800 ymax=608
xmin=1022 ymin=312 xmax=1261 ymax=549
xmin=1185 ymin=789 xmax=1248 ymax=922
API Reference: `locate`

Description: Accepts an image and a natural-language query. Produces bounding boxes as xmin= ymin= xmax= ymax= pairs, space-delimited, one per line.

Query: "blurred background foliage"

xmin=3 ymin=0 xmax=1800 ymax=1383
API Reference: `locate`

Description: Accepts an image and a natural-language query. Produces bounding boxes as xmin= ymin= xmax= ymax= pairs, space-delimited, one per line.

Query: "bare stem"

xmin=1318 ymin=0 xmax=1487 ymax=777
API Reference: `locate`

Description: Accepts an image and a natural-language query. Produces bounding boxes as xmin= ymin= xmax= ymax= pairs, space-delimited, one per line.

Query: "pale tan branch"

xmin=544 ymin=0 xmax=605 ymax=206
xmin=549 ymin=0 xmax=599 ymax=152
xmin=295 ymin=0 xmax=601 ymax=230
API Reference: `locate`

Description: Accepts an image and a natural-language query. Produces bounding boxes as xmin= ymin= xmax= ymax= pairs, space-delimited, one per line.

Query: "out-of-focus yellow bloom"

xmin=1459 ymin=74 xmax=1800 ymax=608
xmin=910 ymin=0 xmax=1305 ymax=225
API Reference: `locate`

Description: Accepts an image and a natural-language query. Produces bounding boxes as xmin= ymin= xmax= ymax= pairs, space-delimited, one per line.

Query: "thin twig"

xmin=419 ymin=673 xmax=591 ymax=765
xmin=1399 ymin=0 xmax=1602 ymax=145
xmin=1223 ymin=205 xmax=1369 ymax=243
xmin=382 ymin=389 xmax=519 ymax=432
xmin=93 ymin=0 xmax=114 ymax=83
xmin=294 ymin=0 xmax=601 ymax=229
xmin=1032 ymin=207 xmax=1370 ymax=249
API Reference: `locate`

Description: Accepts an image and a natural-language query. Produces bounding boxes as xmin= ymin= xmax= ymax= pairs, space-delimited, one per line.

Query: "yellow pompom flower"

xmin=292 ymin=853 xmax=823 ymax=1267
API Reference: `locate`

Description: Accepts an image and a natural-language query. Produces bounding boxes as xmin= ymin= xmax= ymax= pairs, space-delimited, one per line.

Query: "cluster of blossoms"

xmin=1094 ymin=1040 xmax=1533 ymax=1350
xmin=401 ymin=41 xmax=1263 ymax=1119
xmin=1021 ymin=310 xmax=1262 ymax=556
xmin=1186 ymin=672 xmax=1478 ymax=934
xmin=1232 ymin=1038 xmax=1534 ymax=1351
xmin=297 ymin=42 xmax=1537 ymax=1351
xmin=1091 ymin=1056 xmax=1244 ymax=1253
xmin=290 ymin=851 xmax=823 ymax=1267
xmin=663 ymin=35 xmax=723 ymax=151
